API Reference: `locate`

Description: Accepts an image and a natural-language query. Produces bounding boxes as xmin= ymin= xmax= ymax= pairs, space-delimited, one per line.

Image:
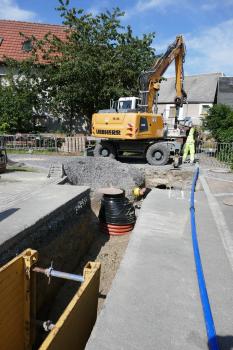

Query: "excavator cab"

xmin=0 ymin=147 xmax=7 ymax=173
xmin=110 ymin=97 xmax=141 ymax=112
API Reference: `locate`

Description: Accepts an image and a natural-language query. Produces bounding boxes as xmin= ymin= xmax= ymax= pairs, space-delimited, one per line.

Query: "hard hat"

xmin=133 ymin=187 xmax=141 ymax=197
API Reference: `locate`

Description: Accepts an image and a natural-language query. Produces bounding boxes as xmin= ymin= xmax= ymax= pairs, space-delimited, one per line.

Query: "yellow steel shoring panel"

xmin=0 ymin=249 xmax=38 ymax=350
xmin=39 ymin=262 xmax=101 ymax=350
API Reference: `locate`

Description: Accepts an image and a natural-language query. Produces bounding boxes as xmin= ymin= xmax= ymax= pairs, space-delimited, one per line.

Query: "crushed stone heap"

xmin=63 ymin=157 xmax=145 ymax=195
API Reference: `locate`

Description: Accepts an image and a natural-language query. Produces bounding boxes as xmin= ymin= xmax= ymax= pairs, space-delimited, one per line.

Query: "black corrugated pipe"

xmin=99 ymin=192 xmax=136 ymax=235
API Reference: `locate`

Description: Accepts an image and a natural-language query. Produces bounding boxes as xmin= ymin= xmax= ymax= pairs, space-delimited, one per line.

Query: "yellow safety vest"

xmin=186 ymin=127 xmax=195 ymax=144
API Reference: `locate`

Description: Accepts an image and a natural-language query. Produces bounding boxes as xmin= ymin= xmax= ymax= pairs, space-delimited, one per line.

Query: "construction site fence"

xmin=0 ymin=134 xmax=87 ymax=153
xmin=196 ymin=141 xmax=233 ymax=169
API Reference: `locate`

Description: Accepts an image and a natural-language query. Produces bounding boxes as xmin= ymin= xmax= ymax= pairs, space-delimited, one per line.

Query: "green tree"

xmin=34 ymin=1 xmax=156 ymax=132
xmin=203 ymin=104 xmax=233 ymax=142
xmin=0 ymin=60 xmax=48 ymax=133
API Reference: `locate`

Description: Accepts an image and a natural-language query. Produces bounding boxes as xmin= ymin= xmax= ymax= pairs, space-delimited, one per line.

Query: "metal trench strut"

xmin=33 ymin=263 xmax=85 ymax=283
xmin=33 ymin=263 xmax=85 ymax=335
xmin=190 ymin=166 xmax=219 ymax=350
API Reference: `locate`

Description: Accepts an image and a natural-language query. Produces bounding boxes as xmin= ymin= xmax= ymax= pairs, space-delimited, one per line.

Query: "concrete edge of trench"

xmin=86 ymin=187 xmax=208 ymax=350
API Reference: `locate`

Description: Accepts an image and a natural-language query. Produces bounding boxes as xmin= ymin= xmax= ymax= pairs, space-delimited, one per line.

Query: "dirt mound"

xmin=63 ymin=157 xmax=145 ymax=196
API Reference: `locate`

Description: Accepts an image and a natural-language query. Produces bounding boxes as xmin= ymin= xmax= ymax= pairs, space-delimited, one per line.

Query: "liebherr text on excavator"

xmin=92 ymin=35 xmax=187 ymax=166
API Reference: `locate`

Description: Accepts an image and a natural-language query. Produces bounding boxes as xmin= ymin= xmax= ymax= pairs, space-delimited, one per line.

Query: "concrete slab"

xmin=0 ymin=177 xmax=97 ymax=314
xmin=202 ymin=172 xmax=233 ymax=241
xmin=86 ymin=189 xmax=207 ymax=350
xmin=0 ymin=184 xmax=89 ymax=249
xmin=194 ymin=190 xmax=233 ymax=349
xmin=205 ymin=177 xmax=233 ymax=194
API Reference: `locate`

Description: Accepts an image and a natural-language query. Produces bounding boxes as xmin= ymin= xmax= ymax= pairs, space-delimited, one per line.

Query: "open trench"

xmin=45 ymin=192 xmax=131 ymax=317
xmin=34 ymin=165 xmax=195 ymax=348
xmin=34 ymin=190 xmax=132 ymax=348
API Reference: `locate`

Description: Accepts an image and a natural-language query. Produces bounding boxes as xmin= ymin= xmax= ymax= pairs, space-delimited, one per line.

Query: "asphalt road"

xmin=9 ymin=153 xmax=76 ymax=170
xmin=9 ymin=153 xmax=195 ymax=172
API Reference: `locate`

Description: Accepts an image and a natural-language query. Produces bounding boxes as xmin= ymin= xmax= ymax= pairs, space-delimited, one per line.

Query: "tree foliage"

xmin=203 ymin=104 xmax=233 ymax=142
xmin=38 ymin=1 xmax=156 ymax=130
xmin=0 ymin=60 xmax=48 ymax=134
xmin=0 ymin=1 xmax=156 ymax=133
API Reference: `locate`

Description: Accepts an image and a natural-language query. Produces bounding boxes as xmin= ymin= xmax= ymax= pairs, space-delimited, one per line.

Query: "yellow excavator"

xmin=92 ymin=35 xmax=187 ymax=165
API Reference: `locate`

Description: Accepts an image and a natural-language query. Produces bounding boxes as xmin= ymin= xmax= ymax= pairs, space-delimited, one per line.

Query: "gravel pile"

xmin=63 ymin=157 xmax=145 ymax=196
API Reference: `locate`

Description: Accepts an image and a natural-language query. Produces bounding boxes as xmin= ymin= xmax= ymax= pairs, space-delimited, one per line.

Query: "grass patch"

xmin=6 ymin=165 xmax=39 ymax=173
xmin=6 ymin=149 xmax=59 ymax=155
xmin=6 ymin=149 xmax=83 ymax=156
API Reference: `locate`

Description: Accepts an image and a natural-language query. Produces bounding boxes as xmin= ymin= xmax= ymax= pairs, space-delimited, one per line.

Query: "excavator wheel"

xmin=93 ymin=142 xmax=116 ymax=159
xmin=146 ymin=143 xmax=170 ymax=166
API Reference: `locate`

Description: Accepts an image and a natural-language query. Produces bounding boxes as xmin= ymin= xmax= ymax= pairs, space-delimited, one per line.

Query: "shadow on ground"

xmin=0 ymin=208 xmax=19 ymax=222
xmin=208 ymin=335 xmax=233 ymax=350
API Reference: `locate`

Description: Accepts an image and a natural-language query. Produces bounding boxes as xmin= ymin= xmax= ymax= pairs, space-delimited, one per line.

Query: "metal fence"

xmin=0 ymin=134 xmax=87 ymax=153
xmin=196 ymin=141 xmax=233 ymax=169
xmin=0 ymin=134 xmax=59 ymax=150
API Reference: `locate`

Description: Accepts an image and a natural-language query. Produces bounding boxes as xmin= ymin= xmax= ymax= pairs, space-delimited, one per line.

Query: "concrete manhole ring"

xmin=223 ymin=197 xmax=233 ymax=206
xmin=209 ymin=168 xmax=231 ymax=174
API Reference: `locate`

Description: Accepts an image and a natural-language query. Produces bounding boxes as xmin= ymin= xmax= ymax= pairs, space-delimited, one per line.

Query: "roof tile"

xmin=158 ymin=73 xmax=223 ymax=103
xmin=0 ymin=19 xmax=67 ymax=63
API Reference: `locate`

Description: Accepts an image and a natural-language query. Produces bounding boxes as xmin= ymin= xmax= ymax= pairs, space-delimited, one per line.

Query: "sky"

xmin=1 ymin=0 xmax=233 ymax=76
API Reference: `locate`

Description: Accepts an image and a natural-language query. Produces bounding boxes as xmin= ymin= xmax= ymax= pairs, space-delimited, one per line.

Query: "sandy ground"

xmin=89 ymin=194 xmax=131 ymax=312
xmin=81 ymin=229 xmax=131 ymax=312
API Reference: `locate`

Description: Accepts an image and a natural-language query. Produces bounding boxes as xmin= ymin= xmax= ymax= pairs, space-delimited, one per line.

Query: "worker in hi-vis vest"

xmin=182 ymin=125 xmax=195 ymax=164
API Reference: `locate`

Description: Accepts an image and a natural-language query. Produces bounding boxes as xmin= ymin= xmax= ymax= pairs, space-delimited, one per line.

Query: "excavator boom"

xmin=139 ymin=35 xmax=187 ymax=118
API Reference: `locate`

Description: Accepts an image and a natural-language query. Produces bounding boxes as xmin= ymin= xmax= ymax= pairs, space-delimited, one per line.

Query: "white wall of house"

xmin=157 ymin=102 xmax=213 ymax=126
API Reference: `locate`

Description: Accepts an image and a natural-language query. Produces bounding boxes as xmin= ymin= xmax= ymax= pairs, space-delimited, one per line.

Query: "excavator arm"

xmin=139 ymin=35 xmax=187 ymax=122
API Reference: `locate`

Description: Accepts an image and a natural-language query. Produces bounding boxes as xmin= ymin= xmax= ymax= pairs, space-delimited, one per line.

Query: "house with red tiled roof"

xmin=0 ymin=20 xmax=75 ymax=132
xmin=0 ymin=19 xmax=67 ymax=76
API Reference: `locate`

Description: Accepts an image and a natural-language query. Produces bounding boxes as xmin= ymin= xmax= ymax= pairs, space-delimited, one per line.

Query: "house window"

xmin=201 ymin=105 xmax=210 ymax=115
xmin=139 ymin=116 xmax=148 ymax=132
xmin=22 ymin=40 xmax=33 ymax=52
xmin=118 ymin=100 xmax=132 ymax=109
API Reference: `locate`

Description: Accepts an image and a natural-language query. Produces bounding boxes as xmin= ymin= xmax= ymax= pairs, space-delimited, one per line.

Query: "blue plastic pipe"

xmin=190 ymin=167 xmax=219 ymax=350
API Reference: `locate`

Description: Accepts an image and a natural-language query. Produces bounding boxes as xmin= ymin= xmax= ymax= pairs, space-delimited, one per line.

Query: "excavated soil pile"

xmin=63 ymin=157 xmax=144 ymax=195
